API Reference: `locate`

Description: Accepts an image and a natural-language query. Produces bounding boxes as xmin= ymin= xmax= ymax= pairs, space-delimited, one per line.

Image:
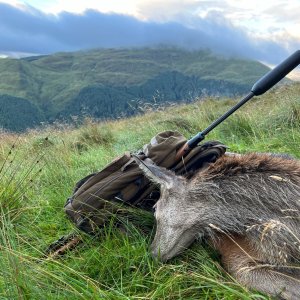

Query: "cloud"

xmin=263 ymin=1 xmax=300 ymax=23
xmin=0 ymin=2 xmax=298 ymax=64
xmin=136 ymin=0 xmax=203 ymax=22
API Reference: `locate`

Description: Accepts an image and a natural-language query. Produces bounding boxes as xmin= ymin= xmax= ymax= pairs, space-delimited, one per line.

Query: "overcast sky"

xmin=0 ymin=0 xmax=299 ymax=77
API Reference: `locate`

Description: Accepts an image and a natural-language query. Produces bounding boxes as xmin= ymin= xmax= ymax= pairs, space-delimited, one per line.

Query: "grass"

xmin=0 ymin=82 xmax=300 ymax=299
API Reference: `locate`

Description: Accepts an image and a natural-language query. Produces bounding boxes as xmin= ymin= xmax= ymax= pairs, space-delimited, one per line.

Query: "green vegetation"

xmin=0 ymin=94 xmax=44 ymax=131
xmin=0 ymin=47 xmax=271 ymax=131
xmin=0 ymin=82 xmax=299 ymax=299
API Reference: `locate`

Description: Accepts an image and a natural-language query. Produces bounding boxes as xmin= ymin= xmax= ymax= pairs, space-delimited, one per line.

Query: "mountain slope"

xmin=0 ymin=47 xmax=271 ymax=130
xmin=0 ymin=95 xmax=44 ymax=131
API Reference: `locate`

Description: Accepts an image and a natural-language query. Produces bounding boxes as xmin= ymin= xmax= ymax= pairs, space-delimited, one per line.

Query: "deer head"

xmin=136 ymin=159 xmax=199 ymax=261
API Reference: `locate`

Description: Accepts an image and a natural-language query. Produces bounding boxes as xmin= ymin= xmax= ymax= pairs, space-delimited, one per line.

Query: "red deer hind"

xmin=138 ymin=153 xmax=300 ymax=299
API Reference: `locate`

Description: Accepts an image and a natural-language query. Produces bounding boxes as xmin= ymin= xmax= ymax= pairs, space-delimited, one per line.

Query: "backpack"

xmin=64 ymin=131 xmax=226 ymax=234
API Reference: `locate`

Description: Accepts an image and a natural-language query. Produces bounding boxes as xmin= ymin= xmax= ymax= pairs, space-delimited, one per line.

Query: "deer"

xmin=137 ymin=152 xmax=300 ymax=299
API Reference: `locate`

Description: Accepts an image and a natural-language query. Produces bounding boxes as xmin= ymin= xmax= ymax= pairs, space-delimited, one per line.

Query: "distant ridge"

xmin=0 ymin=47 xmax=271 ymax=131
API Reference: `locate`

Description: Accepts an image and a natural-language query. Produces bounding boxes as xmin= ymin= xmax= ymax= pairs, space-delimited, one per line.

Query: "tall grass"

xmin=1 ymin=82 xmax=299 ymax=299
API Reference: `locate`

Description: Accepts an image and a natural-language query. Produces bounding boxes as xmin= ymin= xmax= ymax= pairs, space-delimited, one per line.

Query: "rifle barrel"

xmin=188 ymin=91 xmax=254 ymax=148
xmin=251 ymin=50 xmax=300 ymax=96
xmin=176 ymin=50 xmax=300 ymax=160
xmin=189 ymin=51 xmax=300 ymax=148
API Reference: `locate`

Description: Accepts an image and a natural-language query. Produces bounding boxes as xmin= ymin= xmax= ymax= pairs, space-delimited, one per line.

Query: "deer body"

xmin=139 ymin=153 xmax=300 ymax=299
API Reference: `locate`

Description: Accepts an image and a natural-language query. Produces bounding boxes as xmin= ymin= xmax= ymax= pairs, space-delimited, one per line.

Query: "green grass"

xmin=0 ymin=82 xmax=300 ymax=299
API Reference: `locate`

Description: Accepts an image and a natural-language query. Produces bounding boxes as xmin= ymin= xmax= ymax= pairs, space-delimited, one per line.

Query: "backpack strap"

xmin=173 ymin=141 xmax=227 ymax=177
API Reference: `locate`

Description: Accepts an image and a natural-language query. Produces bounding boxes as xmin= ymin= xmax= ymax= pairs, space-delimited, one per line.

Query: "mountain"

xmin=0 ymin=95 xmax=44 ymax=131
xmin=0 ymin=47 xmax=271 ymax=131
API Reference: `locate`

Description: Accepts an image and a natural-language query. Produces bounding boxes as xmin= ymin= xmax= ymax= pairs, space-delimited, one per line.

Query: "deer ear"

xmin=133 ymin=156 xmax=175 ymax=189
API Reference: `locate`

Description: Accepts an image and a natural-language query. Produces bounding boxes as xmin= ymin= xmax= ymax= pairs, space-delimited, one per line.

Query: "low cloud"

xmin=0 ymin=2 xmax=298 ymax=64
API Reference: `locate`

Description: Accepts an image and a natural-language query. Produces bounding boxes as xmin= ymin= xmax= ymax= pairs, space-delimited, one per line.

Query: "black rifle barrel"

xmin=251 ymin=50 xmax=300 ymax=95
xmin=187 ymin=50 xmax=300 ymax=149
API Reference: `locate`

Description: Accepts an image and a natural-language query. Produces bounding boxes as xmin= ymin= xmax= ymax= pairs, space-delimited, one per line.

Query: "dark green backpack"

xmin=64 ymin=131 xmax=226 ymax=234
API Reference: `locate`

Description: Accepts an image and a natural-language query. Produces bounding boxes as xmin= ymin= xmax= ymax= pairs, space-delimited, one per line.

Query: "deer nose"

xmin=150 ymin=243 xmax=165 ymax=261
xmin=150 ymin=244 xmax=159 ymax=259
xmin=150 ymin=244 xmax=169 ymax=262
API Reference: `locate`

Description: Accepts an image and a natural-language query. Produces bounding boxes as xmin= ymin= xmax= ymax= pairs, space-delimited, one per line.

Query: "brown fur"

xmin=212 ymin=234 xmax=300 ymax=299
xmin=138 ymin=152 xmax=300 ymax=299
xmin=199 ymin=153 xmax=300 ymax=180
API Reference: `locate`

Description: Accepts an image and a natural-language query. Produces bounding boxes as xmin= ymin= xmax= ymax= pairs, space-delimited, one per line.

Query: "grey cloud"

xmin=263 ymin=2 xmax=300 ymax=23
xmin=0 ymin=2 xmax=298 ymax=64
xmin=136 ymin=0 xmax=204 ymax=21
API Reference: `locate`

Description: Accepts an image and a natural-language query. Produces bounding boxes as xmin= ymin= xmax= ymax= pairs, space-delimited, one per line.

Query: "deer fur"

xmin=137 ymin=153 xmax=300 ymax=299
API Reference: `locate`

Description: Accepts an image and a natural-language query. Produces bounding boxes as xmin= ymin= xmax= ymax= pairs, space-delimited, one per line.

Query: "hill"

xmin=0 ymin=82 xmax=299 ymax=299
xmin=0 ymin=94 xmax=44 ymax=131
xmin=0 ymin=47 xmax=271 ymax=131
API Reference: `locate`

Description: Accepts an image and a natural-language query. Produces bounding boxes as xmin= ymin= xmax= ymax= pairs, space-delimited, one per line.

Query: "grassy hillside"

xmin=0 ymin=47 xmax=271 ymax=131
xmin=0 ymin=82 xmax=299 ymax=299
xmin=0 ymin=94 xmax=45 ymax=131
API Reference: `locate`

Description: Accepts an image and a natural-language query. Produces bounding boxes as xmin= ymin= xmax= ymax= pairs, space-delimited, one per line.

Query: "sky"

xmin=0 ymin=0 xmax=299 ymax=78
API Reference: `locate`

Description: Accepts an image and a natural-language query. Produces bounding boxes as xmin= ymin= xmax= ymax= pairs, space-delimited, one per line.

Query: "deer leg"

xmin=213 ymin=234 xmax=300 ymax=300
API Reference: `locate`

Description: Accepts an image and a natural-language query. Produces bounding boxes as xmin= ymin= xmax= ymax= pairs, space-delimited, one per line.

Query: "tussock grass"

xmin=1 ymin=82 xmax=300 ymax=299
xmin=77 ymin=118 xmax=115 ymax=147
